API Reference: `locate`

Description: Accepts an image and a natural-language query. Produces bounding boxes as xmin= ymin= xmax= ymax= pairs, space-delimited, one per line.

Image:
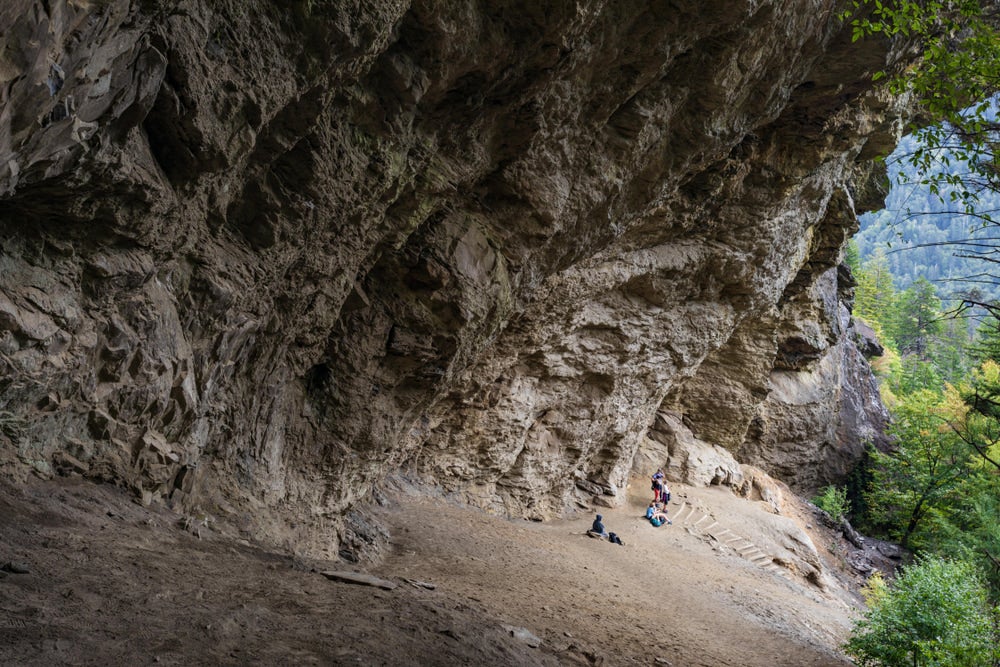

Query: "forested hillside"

xmin=841 ymin=197 xmax=1000 ymax=667
xmin=839 ymin=138 xmax=1000 ymax=667
xmin=854 ymin=124 xmax=1000 ymax=303
xmin=830 ymin=2 xmax=1000 ymax=663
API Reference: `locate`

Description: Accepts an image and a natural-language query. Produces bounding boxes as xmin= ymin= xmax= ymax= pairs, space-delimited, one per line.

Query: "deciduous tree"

xmin=845 ymin=556 xmax=999 ymax=667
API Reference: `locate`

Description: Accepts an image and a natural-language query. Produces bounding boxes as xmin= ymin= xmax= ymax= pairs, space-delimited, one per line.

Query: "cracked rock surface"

xmin=2 ymin=0 xmax=892 ymax=556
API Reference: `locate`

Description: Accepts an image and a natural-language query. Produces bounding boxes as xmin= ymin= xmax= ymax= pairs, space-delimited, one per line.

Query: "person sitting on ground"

xmin=645 ymin=502 xmax=656 ymax=519
xmin=588 ymin=514 xmax=624 ymax=544
xmin=651 ymin=508 xmax=672 ymax=526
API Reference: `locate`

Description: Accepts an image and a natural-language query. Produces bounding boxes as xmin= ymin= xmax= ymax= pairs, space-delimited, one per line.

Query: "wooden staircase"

xmin=668 ymin=500 xmax=781 ymax=574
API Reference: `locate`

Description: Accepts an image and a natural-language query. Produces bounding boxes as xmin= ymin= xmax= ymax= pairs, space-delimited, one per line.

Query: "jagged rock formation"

xmin=0 ymin=0 xmax=895 ymax=557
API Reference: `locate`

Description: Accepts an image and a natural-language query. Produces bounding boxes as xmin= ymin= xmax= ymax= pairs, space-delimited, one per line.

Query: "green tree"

xmin=919 ymin=468 xmax=1000 ymax=597
xmin=929 ymin=315 xmax=973 ymax=386
xmin=912 ymin=360 xmax=1000 ymax=599
xmin=845 ymin=0 xmax=1000 ymax=203
xmin=866 ymin=389 xmax=976 ymax=549
xmin=891 ymin=355 xmax=941 ymax=395
xmin=845 ymin=238 xmax=863 ymax=275
xmin=891 ymin=277 xmax=943 ymax=357
xmin=844 ymin=556 xmax=999 ymax=667
xmin=854 ymin=248 xmax=899 ymax=344
xmin=970 ymin=317 xmax=1000 ymax=366
xmin=813 ymin=484 xmax=850 ymax=521
xmin=960 ymin=359 xmax=1000 ymax=471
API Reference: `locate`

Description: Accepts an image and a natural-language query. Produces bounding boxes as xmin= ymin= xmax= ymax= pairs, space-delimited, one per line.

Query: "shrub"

xmin=860 ymin=571 xmax=887 ymax=607
xmin=812 ymin=485 xmax=849 ymax=522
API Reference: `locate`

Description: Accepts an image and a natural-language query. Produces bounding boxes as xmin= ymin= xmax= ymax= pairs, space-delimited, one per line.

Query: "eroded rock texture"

xmin=1 ymin=0 xmax=894 ymax=556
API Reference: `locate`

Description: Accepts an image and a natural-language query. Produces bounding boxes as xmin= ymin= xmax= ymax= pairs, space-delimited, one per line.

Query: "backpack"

xmin=651 ymin=517 xmax=663 ymax=527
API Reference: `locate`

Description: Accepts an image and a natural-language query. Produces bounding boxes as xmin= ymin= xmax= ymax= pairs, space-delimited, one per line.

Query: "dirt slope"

xmin=0 ymin=475 xmax=861 ymax=666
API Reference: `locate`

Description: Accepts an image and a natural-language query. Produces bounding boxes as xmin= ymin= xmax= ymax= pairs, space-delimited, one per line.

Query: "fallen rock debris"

xmin=319 ymin=570 xmax=398 ymax=590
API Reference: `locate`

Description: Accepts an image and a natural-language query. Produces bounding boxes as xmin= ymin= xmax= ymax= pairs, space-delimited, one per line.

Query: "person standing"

xmin=651 ymin=468 xmax=665 ymax=502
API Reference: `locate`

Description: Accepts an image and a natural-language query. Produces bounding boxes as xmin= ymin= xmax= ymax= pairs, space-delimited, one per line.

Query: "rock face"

xmin=649 ymin=259 xmax=890 ymax=493
xmin=0 ymin=0 xmax=896 ymax=556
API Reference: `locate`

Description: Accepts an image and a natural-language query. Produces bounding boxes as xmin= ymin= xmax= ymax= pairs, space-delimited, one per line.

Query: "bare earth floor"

xmin=0 ymin=476 xmax=862 ymax=666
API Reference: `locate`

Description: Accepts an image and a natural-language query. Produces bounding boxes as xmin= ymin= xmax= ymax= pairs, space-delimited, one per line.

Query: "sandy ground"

xmin=0 ymin=474 xmax=864 ymax=666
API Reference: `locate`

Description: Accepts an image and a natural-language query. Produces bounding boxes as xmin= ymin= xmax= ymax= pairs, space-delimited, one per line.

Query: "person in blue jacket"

xmin=589 ymin=514 xmax=624 ymax=544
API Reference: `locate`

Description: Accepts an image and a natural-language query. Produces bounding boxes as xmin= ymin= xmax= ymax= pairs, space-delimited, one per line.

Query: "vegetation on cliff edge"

xmin=843 ymin=0 xmax=1000 ymax=663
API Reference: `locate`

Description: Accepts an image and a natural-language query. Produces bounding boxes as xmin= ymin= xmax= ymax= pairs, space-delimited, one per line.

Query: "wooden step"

xmin=672 ymin=504 xmax=692 ymax=522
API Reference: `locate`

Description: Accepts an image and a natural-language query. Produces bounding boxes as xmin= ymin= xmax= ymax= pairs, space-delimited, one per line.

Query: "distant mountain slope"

xmin=855 ymin=124 xmax=1000 ymax=304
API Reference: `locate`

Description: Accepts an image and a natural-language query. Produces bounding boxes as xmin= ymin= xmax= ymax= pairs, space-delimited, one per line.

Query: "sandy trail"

xmin=0 ymin=475 xmax=859 ymax=665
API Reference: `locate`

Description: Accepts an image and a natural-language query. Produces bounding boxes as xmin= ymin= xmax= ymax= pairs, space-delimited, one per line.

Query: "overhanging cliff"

xmin=1 ymin=0 xmax=894 ymax=557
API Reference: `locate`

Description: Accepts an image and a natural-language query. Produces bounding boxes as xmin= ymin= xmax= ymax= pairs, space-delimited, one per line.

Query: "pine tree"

xmin=969 ymin=317 xmax=1000 ymax=365
xmin=854 ymin=248 xmax=898 ymax=346
xmin=892 ymin=277 xmax=943 ymax=357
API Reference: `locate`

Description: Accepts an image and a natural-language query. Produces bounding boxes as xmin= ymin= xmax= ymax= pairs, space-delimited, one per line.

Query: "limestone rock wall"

xmin=0 ymin=0 xmax=895 ymax=556
xmin=731 ymin=270 xmax=890 ymax=492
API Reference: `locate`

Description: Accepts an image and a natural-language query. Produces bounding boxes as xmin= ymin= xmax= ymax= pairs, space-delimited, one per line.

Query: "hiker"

xmin=651 ymin=468 xmax=665 ymax=502
xmin=650 ymin=508 xmax=672 ymax=526
xmin=660 ymin=480 xmax=671 ymax=504
xmin=645 ymin=502 xmax=656 ymax=520
xmin=589 ymin=514 xmax=624 ymax=545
